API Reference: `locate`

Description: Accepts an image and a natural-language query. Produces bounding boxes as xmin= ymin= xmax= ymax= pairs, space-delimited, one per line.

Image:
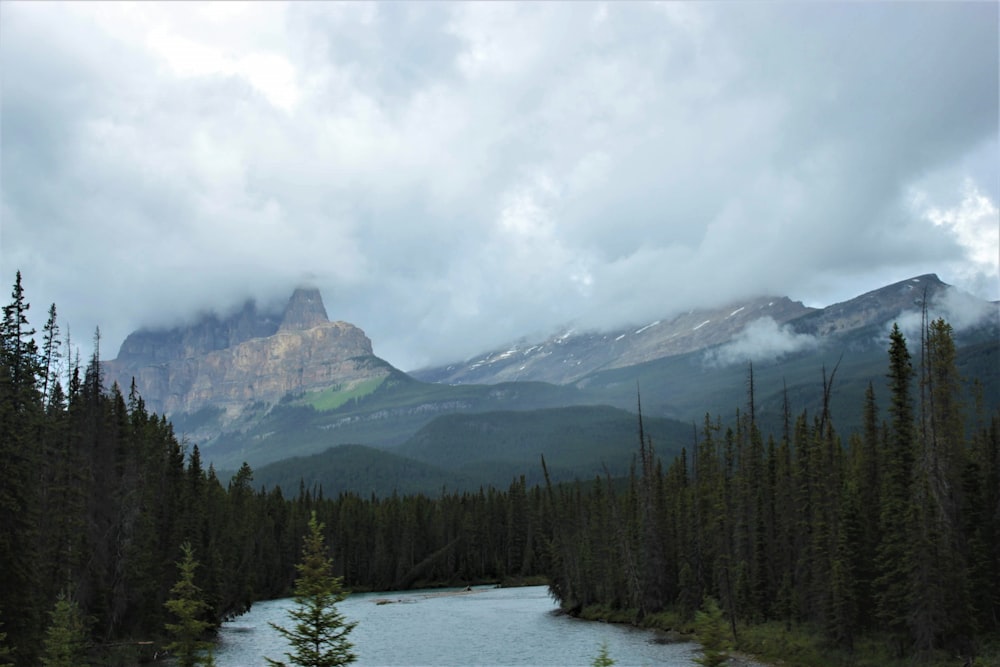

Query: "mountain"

xmin=104 ymin=274 xmax=998 ymax=488
xmin=249 ymin=444 xmax=470 ymax=498
xmin=249 ymin=404 xmax=694 ymax=496
xmin=102 ymin=287 xmax=395 ymax=440
xmin=394 ymin=404 xmax=691 ymax=483
xmin=200 ymin=375 xmax=603 ymax=470
xmin=411 ymin=296 xmax=813 ymax=385
xmin=566 ymin=274 xmax=999 ymax=434
xmin=412 ymin=274 xmax=986 ymax=385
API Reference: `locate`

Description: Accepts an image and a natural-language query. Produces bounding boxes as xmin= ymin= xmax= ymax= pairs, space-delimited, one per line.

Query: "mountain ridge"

xmin=410 ymin=295 xmax=814 ymax=385
xmin=411 ymin=273 xmax=977 ymax=385
xmin=102 ymin=273 xmax=998 ymax=475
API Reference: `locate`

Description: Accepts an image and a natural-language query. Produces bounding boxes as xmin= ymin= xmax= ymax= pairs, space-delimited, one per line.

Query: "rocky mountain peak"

xmin=790 ymin=273 xmax=951 ymax=337
xmin=102 ymin=287 xmax=389 ymax=430
xmin=280 ymin=287 xmax=329 ymax=331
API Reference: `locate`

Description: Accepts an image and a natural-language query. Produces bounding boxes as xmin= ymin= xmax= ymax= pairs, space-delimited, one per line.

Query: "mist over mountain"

xmin=102 ymin=273 xmax=998 ymax=475
xmin=413 ymin=274 xmax=997 ymax=385
xmin=103 ymin=288 xmax=394 ymax=433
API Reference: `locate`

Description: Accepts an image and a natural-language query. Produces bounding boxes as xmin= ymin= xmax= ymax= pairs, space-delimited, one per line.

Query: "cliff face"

xmin=103 ymin=288 xmax=391 ymax=420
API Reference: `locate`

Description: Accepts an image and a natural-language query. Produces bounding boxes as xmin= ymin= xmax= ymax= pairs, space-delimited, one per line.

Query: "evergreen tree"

xmin=268 ymin=511 xmax=357 ymax=667
xmin=164 ymin=543 xmax=215 ymax=667
xmin=40 ymin=593 xmax=90 ymax=667
xmin=874 ymin=324 xmax=915 ymax=653
xmin=693 ymin=596 xmax=729 ymax=667
xmin=0 ymin=270 xmax=44 ymax=662
xmin=910 ymin=318 xmax=970 ymax=651
xmin=40 ymin=303 xmax=61 ymax=407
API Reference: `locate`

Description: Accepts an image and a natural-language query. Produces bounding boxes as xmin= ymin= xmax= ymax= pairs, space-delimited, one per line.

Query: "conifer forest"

xmin=2 ymin=272 xmax=998 ymax=666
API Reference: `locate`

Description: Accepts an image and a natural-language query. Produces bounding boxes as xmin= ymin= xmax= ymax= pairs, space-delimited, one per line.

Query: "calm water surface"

xmin=213 ymin=585 xmax=704 ymax=666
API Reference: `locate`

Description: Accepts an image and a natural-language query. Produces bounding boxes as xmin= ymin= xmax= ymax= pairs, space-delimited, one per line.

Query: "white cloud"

xmin=916 ymin=181 xmax=1000 ymax=300
xmin=705 ymin=317 xmax=821 ymax=367
xmin=145 ymin=29 xmax=300 ymax=112
xmin=889 ymin=286 xmax=998 ymax=342
xmin=1 ymin=2 xmax=996 ymax=370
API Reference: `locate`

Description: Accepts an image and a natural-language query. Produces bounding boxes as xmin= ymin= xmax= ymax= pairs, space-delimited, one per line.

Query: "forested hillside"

xmin=544 ymin=320 xmax=1000 ymax=664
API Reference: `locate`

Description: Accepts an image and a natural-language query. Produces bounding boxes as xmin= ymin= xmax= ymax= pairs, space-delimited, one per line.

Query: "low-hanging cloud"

xmin=705 ymin=317 xmax=822 ymax=368
xmin=887 ymin=286 xmax=999 ymax=343
xmin=1 ymin=2 xmax=996 ymax=371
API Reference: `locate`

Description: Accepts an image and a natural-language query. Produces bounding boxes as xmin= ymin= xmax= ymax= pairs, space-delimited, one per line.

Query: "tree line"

xmin=543 ymin=317 xmax=999 ymax=662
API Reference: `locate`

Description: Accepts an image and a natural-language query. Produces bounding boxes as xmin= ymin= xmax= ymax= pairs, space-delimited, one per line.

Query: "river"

xmin=212 ymin=584 xmax=707 ymax=666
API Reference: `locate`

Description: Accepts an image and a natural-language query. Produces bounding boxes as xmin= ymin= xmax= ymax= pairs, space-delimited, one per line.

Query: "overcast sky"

xmin=2 ymin=2 xmax=997 ymax=371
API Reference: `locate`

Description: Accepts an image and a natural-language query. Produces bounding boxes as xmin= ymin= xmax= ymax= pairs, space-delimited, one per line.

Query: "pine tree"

xmin=40 ymin=303 xmax=61 ymax=407
xmin=875 ymin=323 xmax=916 ymax=654
xmin=0 ymin=270 xmax=44 ymax=662
xmin=164 ymin=543 xmax=215 ymax=667
xmin=267 ymin=511 xmax=357 ymax=667
xmin=849 ymin=383 xmax=880 ymax=628
xmin=40 ymin=592 xmax=90 ymax=667
xmin=910 ymin=318 xmax=970 ymax=651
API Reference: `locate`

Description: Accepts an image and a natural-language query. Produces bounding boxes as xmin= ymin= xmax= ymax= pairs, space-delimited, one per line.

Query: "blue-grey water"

xmin=213 ymin=585 xmax=705 ymax=666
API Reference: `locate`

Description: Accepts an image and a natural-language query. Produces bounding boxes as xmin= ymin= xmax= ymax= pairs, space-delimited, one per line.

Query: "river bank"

xmin=572 ymin=604 xmax=767 ymax=667
xmin=573 ymin=603 xmax=1000 ymax=667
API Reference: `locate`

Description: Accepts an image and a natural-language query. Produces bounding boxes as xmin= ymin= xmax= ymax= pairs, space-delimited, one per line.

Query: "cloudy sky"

xmin=2 ymin=2 xmax=997 ymax=371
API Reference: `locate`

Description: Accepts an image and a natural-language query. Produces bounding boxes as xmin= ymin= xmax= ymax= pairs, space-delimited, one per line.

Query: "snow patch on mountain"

xmin=634 ymin=321 xmax=661 ymax=335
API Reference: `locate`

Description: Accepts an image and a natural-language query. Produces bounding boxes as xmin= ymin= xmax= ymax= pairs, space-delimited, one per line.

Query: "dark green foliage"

xmin=0 ymin=622 xmax=11 ymax=667
xmin=251 ymin=444 xmax=467 ymax=498
xmin=0 ymin=272 xmax=558 ymax=658
xmin=267 ymin=512 xmax=356 ymax=667
xmin=0 ymin=271 xmax=44 ymax=663
xmin=0 ymin=276 xmax=260 ymax=658
xmin=244 ymin=405 xmax=692 ymax=496
xmin=874 ymin=324 xmax=916 ymax=648
xmin=398 ymin=405 xmax=688 ymax=480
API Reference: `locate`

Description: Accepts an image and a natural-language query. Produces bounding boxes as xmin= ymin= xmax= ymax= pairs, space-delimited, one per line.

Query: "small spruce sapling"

xmin=694 ymin=596 xmax=730 ymax=667
xmin=591 ymin=640 xmax=615 ymax=667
